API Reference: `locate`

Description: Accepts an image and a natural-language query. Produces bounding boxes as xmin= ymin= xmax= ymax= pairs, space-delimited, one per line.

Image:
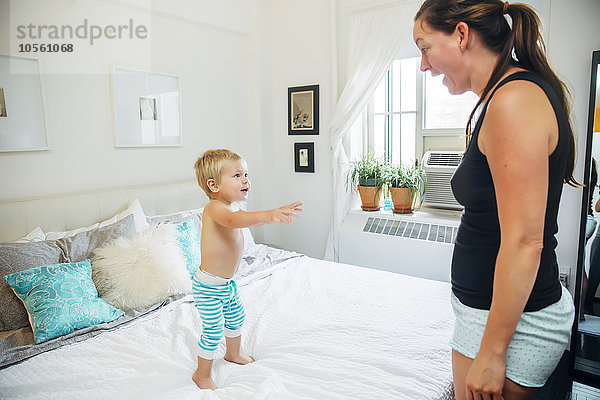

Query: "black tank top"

xmin=450 ymin=71 xmax=570 ymax=312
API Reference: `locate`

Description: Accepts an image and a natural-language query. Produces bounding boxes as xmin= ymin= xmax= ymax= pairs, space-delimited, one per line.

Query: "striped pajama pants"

xmin=192 ymin=269 xmax=246 ymax=360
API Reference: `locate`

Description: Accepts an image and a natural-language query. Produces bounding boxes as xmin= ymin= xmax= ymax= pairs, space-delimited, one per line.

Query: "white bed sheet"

xmin=0 ymin=257 xmax=454 ymax=400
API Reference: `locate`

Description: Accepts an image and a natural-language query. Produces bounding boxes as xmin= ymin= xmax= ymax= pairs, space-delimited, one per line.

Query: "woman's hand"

xmin=465 ymin=350 xmax=506 ymax=400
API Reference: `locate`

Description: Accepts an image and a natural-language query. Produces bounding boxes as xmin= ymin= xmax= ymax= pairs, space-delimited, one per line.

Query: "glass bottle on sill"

xmin=383 ymin=197 xmax=392 ymax=211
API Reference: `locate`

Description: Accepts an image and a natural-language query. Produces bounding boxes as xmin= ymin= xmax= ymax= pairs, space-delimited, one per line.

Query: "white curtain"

xmin=325 ymin=1 xmax=421 ymax=261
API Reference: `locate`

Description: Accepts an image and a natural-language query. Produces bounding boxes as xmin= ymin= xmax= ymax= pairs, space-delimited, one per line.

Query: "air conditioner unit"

xmin=422 ymin=150 xmax=463 ymax=210
xmin=339 ymin=209 xmax=461 ymax=283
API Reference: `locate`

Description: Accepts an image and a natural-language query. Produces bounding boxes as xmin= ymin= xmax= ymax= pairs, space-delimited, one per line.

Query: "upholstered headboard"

xmin=0 ymin=181 xmax=207 ymax=242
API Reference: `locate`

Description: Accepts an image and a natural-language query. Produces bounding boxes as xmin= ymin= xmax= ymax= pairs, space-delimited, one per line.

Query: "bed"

xmin=0 ymin=182 xmax=455 ymax=399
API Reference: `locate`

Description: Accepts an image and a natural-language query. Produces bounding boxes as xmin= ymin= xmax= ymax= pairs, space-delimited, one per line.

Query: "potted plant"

xmin=384 ymin=162 xmax=426 ymax=214
xmin=348 ymin=152 xmax=385 ymax=211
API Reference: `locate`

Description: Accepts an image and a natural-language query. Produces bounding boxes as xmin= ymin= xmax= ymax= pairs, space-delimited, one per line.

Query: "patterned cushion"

xmin=3 ymin=260 xmax=125 ymax=343
xmin=174 ymin=220 xmax=201 ymax=278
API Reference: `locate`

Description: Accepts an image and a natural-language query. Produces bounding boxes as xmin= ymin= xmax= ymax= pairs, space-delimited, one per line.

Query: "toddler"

xmin=191 ymin=149 xmax=302 ymax=390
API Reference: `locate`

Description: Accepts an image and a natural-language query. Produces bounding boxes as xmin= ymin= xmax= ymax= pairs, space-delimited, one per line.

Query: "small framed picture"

xmin=288 ymin=84 xmax=319 ymax=135
xmin=294 ymin=142 xmax=315 ymax=173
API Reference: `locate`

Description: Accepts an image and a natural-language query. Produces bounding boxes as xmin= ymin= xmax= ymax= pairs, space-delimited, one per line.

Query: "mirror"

xmin=572 ymin=50 xmax=600 ymax=385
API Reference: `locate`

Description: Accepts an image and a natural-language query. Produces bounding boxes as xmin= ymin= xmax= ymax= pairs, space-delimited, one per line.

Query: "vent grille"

xmin=362 ymin=217 xmax=457 ymax=244
xmin=422 ymin=151 xmax=463 ymax=209
xmin=424 ymin=172 xmax=457 ymax=204
xmin=426 ymin=152 xmax=463 ymax=167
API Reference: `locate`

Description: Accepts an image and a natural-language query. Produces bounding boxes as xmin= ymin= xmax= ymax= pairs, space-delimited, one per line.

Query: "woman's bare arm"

xmin=465 ymin=80 xmax=557 ymax=398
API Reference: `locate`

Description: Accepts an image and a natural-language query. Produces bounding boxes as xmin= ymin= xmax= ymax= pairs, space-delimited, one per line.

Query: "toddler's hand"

xmin=267 ymin=201 xmax=303 ymax=224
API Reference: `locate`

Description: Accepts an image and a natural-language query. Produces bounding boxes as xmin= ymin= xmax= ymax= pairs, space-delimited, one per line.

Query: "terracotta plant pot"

xmin=390 ymin=187 xmax=416 ymax=214
xmin=358 ymin=185 xmax=383 ymax=211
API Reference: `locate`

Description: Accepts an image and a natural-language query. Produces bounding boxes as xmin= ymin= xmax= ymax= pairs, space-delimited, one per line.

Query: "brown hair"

xmin=193 ymin=149 xmax=242 ymax=198
xmin=415 ymin=0 xmax=578 ymax=186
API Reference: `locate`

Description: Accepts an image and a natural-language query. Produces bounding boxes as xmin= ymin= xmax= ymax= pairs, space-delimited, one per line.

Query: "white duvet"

xmin=0 ymin=257 xmax=454 ymax=400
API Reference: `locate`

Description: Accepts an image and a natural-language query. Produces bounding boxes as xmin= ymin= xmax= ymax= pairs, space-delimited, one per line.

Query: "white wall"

xmin=0 ymin=0 xmax=262 ymax=214
xmin=251 ymin=0 xmax=334 ymax=257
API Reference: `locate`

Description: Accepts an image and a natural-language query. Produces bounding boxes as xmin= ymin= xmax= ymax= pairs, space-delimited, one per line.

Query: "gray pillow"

xmin=58 ymin=214 xmax=136 ymax=263
xmin=0 ymin=241 xmax=65 ymax=332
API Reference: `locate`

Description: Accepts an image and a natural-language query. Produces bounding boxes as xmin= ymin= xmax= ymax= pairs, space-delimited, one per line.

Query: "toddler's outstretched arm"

xmin=208 ymin=201 xmax=303 ymax=229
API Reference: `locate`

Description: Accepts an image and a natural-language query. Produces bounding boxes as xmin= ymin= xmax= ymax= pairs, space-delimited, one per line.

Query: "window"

xmin=366 ymin=57 xmax=478 ymax=166
xmin=424 ymin=73 xmax=479 ymax=130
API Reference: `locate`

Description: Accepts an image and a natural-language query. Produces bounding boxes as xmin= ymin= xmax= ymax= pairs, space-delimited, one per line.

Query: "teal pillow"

xmin=3 ymin=260 xmax=125 ymax=343
xmin=175 ymin=220 xmax=201 ymax=278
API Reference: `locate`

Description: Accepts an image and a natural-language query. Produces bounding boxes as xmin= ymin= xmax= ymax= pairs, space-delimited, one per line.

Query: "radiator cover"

xmin=339 ymin=209 xmax=461 ymax=283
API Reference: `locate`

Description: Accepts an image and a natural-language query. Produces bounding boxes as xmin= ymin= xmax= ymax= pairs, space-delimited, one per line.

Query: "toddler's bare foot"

xmin=192 ymin=371 xmax=216 ymax=390
xmin=224 ymin=353 xmax=255 ymax=365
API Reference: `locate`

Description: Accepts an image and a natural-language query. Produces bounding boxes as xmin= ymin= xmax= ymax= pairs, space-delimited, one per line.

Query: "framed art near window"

xmin=288 ymin=85 xmax=319 ymax=135
xmin=111 ymin=67 xmax=182 ymax=148
xmin=294 ymin=142 xmax=315 ymax=173
xmin=0 ymin=54 xmax=49 ymax=152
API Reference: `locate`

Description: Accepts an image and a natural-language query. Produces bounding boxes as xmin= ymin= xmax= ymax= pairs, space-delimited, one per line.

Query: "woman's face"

xmin=412 ymin=18 xmax=469 ymax=95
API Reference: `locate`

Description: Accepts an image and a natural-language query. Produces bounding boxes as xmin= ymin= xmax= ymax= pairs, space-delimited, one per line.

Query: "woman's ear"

xmin=207 ymin=179 xmax=219 ymax=193
xmin=455 ymin=21 xmax=470 ymax=51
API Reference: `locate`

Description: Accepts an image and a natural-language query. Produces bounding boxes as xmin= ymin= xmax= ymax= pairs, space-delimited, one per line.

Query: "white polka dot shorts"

xmin=450 ymin=284 xmax=575 ymax=388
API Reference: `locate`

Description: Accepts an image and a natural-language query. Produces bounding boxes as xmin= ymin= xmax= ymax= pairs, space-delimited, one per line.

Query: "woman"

xmin=412 ymin=1 xmax=577 ymax=399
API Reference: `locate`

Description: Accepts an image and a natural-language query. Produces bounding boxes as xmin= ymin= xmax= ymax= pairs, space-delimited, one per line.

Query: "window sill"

xmin=347 ymin=206 xmax=461 ymax=224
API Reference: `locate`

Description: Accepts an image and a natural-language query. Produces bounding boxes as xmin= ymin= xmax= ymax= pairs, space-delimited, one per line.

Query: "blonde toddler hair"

xmin=194 ymin=149 xmax=242 ymax=198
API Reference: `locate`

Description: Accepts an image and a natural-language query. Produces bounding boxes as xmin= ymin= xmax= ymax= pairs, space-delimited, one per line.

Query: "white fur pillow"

xmin=91 ymin=224 xmax=191 ymax=311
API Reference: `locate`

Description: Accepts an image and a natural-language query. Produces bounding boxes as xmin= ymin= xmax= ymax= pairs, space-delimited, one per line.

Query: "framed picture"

xmin=288 ymin=84 xmax=319 ymax=135
xmin=0 ymin=54 xmax=49 ymax=152
xmin=111 ymin=67 xmax=182 ymax=147
xmin=294 ymin=142 xmax=315 ymax=173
